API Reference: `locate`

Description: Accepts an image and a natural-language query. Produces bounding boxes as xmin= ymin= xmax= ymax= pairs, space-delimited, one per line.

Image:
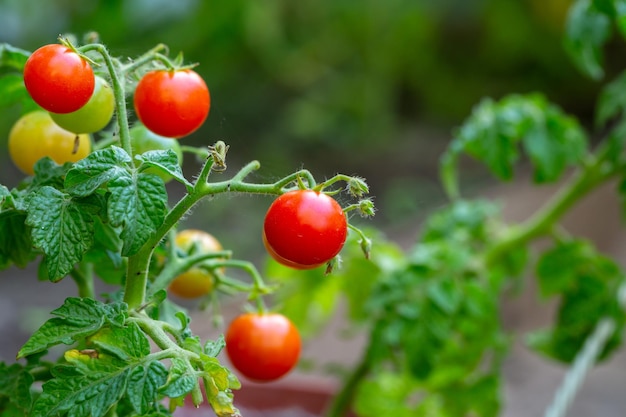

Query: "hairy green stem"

xmin=78 ymin=43 xmax=132 ymax=157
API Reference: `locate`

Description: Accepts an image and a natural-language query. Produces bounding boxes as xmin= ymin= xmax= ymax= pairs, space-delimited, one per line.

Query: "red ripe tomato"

xmin=263 ymin=190 xmax=348 ymax=269
xmin=23 ymin=44 xmax=95 ymax=114
xmin=133 ymin=69 xmax=210 ymax=138
xmin=225 ymin=313 xmax=301 ymax=382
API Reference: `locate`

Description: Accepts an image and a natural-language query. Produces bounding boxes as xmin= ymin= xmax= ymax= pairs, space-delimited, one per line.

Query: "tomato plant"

xmin=8 ymin=110 xmax=91 ymax=175
xmin=263 ymin=190 xmax=348 ymax=269
xmin=0 ymin=37 xmax=373 ymax=417
xmin=50 ymin=75 xmax=115 ymax=134
xmin=133 ymin=69 xmax=210 ymax=138
xmin=23 ymin=43 xmax=95 ymax=113
xmin=168 ymin=229 xmax=223 ymax=299
xmin=225 ymin=312 xmax=301 ymax=382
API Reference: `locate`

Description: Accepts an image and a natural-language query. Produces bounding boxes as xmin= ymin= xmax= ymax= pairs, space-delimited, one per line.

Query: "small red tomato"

xmin=133 ymin=69 xmax=210 ymax=138
xmin=225 ymin=313 xmax=301 ymax=382
xmin=263 ymin=190 xmax=348 ymax=269
xmin=24 ymin=44 xmax=95 ymax=114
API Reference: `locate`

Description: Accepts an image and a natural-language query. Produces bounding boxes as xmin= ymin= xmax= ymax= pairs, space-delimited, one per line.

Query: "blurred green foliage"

xmin=0 ymin=0 xmax=618 ymax=228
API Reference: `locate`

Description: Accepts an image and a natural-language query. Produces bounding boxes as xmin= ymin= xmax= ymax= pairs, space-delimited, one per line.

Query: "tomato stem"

xmin=78 ymin=43 xmax=133 ymax=158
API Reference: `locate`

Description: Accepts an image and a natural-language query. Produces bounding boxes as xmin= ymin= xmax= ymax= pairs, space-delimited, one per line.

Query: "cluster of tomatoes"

xmin=11 ymin=43 xmax=208 ymax=175
xmin=13 ymin=42 xmax=350 ymax=383
xmin=174 ymin=189 xmax=348 ymax=382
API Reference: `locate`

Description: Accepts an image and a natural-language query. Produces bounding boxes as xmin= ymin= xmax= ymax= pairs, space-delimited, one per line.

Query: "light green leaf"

xmin=89 ymin=322 xmax=150 ymax=360
xmin=0 ymin=43 xmax=30 ymax=70
xmin=25 ymin=186 xmax=95 ymax=281
xmin=159 ymin=357 xmax=196 ymax=398
xmin=564 ymin=0 xmax=612 ymax=80
xmin=135 ymin=149 xmax=191 ymax=188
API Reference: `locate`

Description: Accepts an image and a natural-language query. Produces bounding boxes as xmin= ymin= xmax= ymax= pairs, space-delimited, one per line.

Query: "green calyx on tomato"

xmin=133 ymin=69 xmax=210 ymax=138
xmin=225 ymin=312 xmax=301 ymax=382
xmin=8 ymin=111 xmax=91 ymax=175
xmin=263 ymin=189 xmax=348 ymax=269
xmin=50 ymin=76 xmax=115 ymax=134
xmin=168 ymin=229 xmax=224 ymax=299
xmin=23 ymin=44 xmax=95 ymax=114
xmin=130 ymin=123 xmax=183 ymax=182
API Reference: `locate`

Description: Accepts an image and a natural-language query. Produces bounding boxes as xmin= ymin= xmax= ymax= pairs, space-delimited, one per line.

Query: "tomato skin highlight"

xmin=50 ymin=76 xmax=115 ymax=134
xmin=8 ymin=111 xmax=91 ymax=175
xmin=133 ymin=69 xmax=210 ymax=138
xmin=225 ymin=313 xmax=301 ymax=382
xmin=168 ymin=229 xmax=223 ymax=299
xmin=263 ymin=190 xmax=348 ymax=269
xmin=24 ymin=44 xmax=95 ymax=114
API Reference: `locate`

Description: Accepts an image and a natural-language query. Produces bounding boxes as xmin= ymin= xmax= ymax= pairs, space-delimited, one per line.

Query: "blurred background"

xmin=3 ymin=1 xmax=626 ymax=415
xmin=0 ymin=0 xmax=604 ymax=247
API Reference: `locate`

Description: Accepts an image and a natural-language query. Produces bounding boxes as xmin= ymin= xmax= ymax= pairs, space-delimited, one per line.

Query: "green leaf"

xmin=564 ymin=0 xmax=612 ymax=80
xmin=0 ymin=363 xmax=34 ymax=413
xmin=136 ymin=149 xmax=192 ymax=188
xmin=159 ymin=357 xmax=197 ymax=398
xmin=0 ymin=74 xmax=36 ymax=111
xmin=25 ymin=186 xmax=95 ymax=281
xmin=0 ymin=211 xmax=35 ymax=269
xmin=355 ymin=372 xmax=420 ymax=417
xmin=17 ymin=298 xmax=127 ymax=358
xmin=108 ymin=172 xmax=167 ymax=256
xmin=0 ymin=43 xmax=30 ymax=71
xmin=127 ymin=361 xmax=168 ymax=415
xmin=595 ymin=70 xmax=626 ymax=126
xmin=204 ymin=335 xmax=226 ymax=357
xmin=32 ymin=352 xmax=128 ymax=417
xmin=531 ymin=240 xmax=625 ymax=363
xmin=65 ymin=146 xmax=132 ymax=197
xmin=442 ymin=94 xmax=588 ymax=188
xmin=88 ymin=322 xmax=151 ymax=360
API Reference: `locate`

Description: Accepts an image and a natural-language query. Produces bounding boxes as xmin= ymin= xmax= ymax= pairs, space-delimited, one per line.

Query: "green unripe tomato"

xmin=130 ymin=123 xmax=183 ymax=182
xmin=50 ymin=76 xmax=115 ymax=134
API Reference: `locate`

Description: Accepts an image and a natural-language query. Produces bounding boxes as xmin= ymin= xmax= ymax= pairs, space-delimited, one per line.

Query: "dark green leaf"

xmin=127 ymin=361 xmax=168 ymax=415
xmin=65 ymin=146 xmax=132 ymax=197
xmin=108 ymin=172 xmax=167 ymax=256
xmin=0 ymin=363 xmax=34 ymax=413
xmin=0 ymin=211 xmax=35 ymax=269
xmin=25 ymin=186 xmax=95 ymax=281
xmin=32 ymin=352 xmax=128 ymax=417
xmin=17 ymin=298 xmax=127 ymax=358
